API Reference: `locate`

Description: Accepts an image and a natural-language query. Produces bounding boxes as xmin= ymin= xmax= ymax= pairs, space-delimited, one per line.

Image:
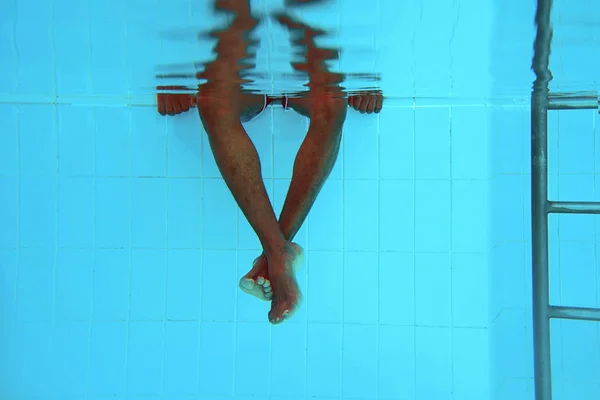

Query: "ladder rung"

xmin=547 ymin=201 xmax=600 ymax=214
xmin=548 ymin=91 xmax=599 ymax=111
xmin=549 ymin=305 xmax=600 ymax=322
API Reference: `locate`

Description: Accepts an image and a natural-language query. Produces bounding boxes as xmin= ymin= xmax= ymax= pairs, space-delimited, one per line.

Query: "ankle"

xmin=266 ymin=242 xmax=301 ymax=268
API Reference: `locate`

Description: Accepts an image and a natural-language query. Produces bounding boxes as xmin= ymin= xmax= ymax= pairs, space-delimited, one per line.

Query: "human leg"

xmin=197 ymin=0 xmax=304 ymax=324
xmin=240 ymin=13 xmax=347 ymax=315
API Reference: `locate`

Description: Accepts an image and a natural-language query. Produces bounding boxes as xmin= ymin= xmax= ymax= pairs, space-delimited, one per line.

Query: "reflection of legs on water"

xmin=196 ymin=0 xmax=304 ymax=324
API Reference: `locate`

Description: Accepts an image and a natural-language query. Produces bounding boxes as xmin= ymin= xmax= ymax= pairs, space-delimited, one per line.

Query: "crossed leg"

xmin=157 ymin=0 xmax=382 ymax=324
xmin=196 ymin=1 xmax=311 ymax=324
xmin=239 ymin=14 xmax=348 ymax=310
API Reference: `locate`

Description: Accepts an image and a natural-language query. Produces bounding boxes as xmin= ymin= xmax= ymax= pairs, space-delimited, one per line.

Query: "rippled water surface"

xmin=2 ymin=0 xmax=598 ymax=103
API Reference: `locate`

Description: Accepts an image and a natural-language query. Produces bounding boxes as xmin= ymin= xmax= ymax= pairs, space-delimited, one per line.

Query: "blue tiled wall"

xmin=0 ymin=99 xmax=492 ymax=399
xmin=0 ymin=0 xmax=504 ymax=399
xmin=488 ymin=104 xmax=600 ymax=400
xmin=488 ymin=0 xmax=600 ymax=397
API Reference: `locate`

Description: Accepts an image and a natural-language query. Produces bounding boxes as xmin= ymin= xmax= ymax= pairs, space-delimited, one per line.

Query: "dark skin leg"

xmin=156 ymin=1 xmax=383 ymax=324
xmin=240 ymin=14 xmax=383 ymax=311
xmin=194 ymin=0 xmax=305 ymax=324
xmin=240 ymin=15 xmax=346 ymax=305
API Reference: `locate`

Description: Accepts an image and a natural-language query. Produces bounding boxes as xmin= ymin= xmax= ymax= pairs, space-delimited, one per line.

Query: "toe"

xmin=239 ymin=278 xmax=255 ymax=290
xmin=262 ymin=279 xmax=272 ymax=297
xmin=268 ymin=307 xmax=289 ymax=324
xmin=268 ymin=310 xmax=279 ymax=324
xmin=258 ymin=278 xmax=270 ymax=288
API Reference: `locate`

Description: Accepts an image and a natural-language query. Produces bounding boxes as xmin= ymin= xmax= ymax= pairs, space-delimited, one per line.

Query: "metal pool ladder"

xmin=531 ymin=1 xmax=600 ymax=397
xmin=531 ymin=90 xmax=600 ymax=400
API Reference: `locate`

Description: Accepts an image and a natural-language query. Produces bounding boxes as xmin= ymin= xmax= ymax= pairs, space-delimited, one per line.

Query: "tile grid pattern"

xmin=0 ymin=0 xmax=503 ymax=398
xmin=0 ymin=101 xmax=491 ymax=399
xmin=489 ymin=106 xmax=600 ymax=399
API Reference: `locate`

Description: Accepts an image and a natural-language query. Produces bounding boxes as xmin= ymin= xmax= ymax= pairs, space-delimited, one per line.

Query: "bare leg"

xmin=240 ymin=14 xmax=348 ymax=323
xmin=197 ymin=0 xmax=304 ymax=324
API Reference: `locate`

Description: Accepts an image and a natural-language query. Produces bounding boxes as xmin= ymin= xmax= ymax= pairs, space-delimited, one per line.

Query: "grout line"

xmin=448 ymin=105 xmax=455 ymax=398
xmin=303 ymin=238 xmax=310 ymax=395
xmin=337 ymin=2 xmax=347 ymax=398
xmin=233 ymin=95 xmax=242 ymax=395
xmin=305 ymin=118 xmax=310 ymax=392
xmin=0 ymin=175 xmax=495 ymax=182
xmin=12 ymin=317 xmax=484 ymax=327
xmin=233 ymin=127 xmax=241 ymax=396
xmin=85 ymin=104 xmax=98 ymax=400
xmin=49 ymin=0 xmax=59 ymax=386
xmin=448 ymin=0 xmax=458 ymax=98
xmin=12 ymin=101 xmax=20 ymax=357
xmin=1 ymin=245 xmax=492 ymax=254
xmin=266 ymin=113 xmax=273 ymax=397
xmin=11 ymin=0 xmax=19 ymax=92
xmin=123 ymin=106 xmax=134 ymax=396
xmin=484 ymin=103 xmax=490 ymax=278
xmin=375 ymin=108 xmax=381 ymax=400
xmin=122 ymin=0 xmax=131 ymax=109
xmin=86 ymin=0 xmax=93 ymax=96
xmin=49 ymin=109 xmax=59 ymax=396
xmin=411 ymin=99 xmax=417 ymax=397
xmin=160 ymin=112 xmax=169 ymax=399
xmin=336 ymin=1 xmax=345 ymax=396
xmin=0 ymin=96 xmax=525 ymax=108
xmin=197 ymin=249 xmax=204 ymax=397
xmin=232 ymin=248 xmax=239 ymax=397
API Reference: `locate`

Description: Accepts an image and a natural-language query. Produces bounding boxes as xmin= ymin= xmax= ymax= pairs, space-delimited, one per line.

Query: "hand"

xmin=348 ymin=91 xmax=383 ymax=114
xmin=157 ymin=86 xmax=196 ymax=116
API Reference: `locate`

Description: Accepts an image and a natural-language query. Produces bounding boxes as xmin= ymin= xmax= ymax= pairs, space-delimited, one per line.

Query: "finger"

xmin=166 ymin=102 xmax=176 ymax=116
xmin=359 ymin=96 xmax=368 ymax=113
xmin=179 ymin=98 xmax=190 ymax=113
xmin=374 ymin=94 xmax=383 ymax=113
xmin=354 ymin=96 xmax=363 ymax=112
xmin=365 ymin=95 xmax=375 ymax=114
xmin=349 ymin=96 xmax=358 ymax=109
xmin=157 ymin=97 xmax=167 ymax=116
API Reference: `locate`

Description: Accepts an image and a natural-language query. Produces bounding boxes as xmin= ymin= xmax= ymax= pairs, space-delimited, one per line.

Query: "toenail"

xmin=257 ymin=277 xmax=265 ymax=284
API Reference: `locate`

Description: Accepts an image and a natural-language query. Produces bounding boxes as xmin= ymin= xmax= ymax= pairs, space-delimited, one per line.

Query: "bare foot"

xmin=268 ymin=243 xmax=304 ymax=324
xmin=238 ymin=243 xmax=303 ymax=302
xmin=238 ymin=255 xmax=273 ymax=301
